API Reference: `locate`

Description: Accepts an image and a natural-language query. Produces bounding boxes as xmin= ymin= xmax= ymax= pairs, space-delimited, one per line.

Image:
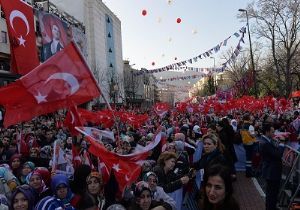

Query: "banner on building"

xmin=37 ymin=11 xmax=71 ymax=61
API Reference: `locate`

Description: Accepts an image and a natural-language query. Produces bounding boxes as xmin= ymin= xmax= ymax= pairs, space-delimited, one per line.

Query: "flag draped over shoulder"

xmin=76 ymin=126 xmax=162 ymax=194
xmin=0 ymin=42 xmax=100 ymax=127
xmin=0 ymin=0 xmax=39 ymax=74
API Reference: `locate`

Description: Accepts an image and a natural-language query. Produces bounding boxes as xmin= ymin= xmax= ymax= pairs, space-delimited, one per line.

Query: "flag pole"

xmin=71 ymin=41 xmax=112 ymax=111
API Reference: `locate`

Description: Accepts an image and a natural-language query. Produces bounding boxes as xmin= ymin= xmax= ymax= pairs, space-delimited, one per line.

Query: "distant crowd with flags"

xmin=0 ymin=95 xmax=299 ymax=209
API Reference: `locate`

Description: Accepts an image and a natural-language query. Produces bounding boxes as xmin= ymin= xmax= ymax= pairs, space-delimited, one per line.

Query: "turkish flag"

xmin=0 ymin=0 xmax=39 ymax=75
xmin=64 ymin=105 xmax=83 ymax=136
xmin=0 ymin=42 xmax=100 ymax=127
xmin=175 ymin=102 xmax=187 ymax=113
xmin=154 ymin=102 xmax=170 ymax=117
xmin=96 ymin=110 xmax=114 ymax=128
xmin=77 ymin=127 xmax=162 ymax=195
xmin=117 ymin=111 xmax=148 ymax=128
xmin=77 ymin=108 xmax=114 ymax=128
xmin=87 ymin=136 xmax=144 ymax=194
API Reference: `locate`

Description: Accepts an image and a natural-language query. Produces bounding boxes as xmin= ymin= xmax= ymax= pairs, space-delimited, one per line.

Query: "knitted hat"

xmin=23 ymin=161 xmax=35 ymax=170
xmin=86 ymin=171 xmax=102 ymax=184
xmin=134 ymin=181 xmax=151 ymax=197
xmin=143 ymin=171 xmax=157 ymax=182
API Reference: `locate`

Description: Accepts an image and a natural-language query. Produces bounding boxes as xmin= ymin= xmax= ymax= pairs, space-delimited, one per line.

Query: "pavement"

xmin=233 ymin=172 xmax=266 ymax=210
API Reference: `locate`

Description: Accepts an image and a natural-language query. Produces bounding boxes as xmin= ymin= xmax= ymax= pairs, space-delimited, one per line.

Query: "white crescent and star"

xmin=112 ymin=163 xmax=121 ymax=172
xmin=34 ymin=91 xmax=47 ymax=104
xmin=45 ymin=73 xmax=80 ymax=95
xmin=34 ymin=73 xmax=80 ymax=104
xmin=128 ymin=117 xmax=135 ymax=122
xmin=156 ymin=105 xmax=164 ymax=112
xmin=9 ymin=10 xmax=30 ymax=47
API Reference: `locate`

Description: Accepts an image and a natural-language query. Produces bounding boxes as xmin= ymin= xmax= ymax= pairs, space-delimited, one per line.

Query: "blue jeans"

xmin=243 ymin=144 xmax=255 ymax=175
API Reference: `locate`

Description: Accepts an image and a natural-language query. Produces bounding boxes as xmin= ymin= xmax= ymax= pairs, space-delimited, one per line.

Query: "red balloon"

xmin=176 ymin=18 xmax=181 ymax=23
xmin=142 ymin=10 xmax=147 ymax=16
xmin=151 ymin=62 xmax=155 ymax=66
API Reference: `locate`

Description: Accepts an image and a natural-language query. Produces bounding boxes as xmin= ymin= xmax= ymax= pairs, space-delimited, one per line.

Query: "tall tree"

xmin=245 ymin=0 xmax=300 ymax=96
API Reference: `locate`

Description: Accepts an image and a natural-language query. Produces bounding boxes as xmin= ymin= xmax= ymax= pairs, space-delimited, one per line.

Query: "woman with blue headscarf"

xmin=35 ymin=174 xmax=75 ymax=210
xmin=26 ymin=169 xmax=51 ymax=204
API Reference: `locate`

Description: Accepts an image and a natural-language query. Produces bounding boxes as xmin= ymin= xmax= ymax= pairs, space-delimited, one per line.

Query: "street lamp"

xmin=210 ymin=56 xmax=215 ymax=69
xmin=210 ymin=57 xmax=216 ymax=93
xmin=238 ymin=8 xmax=258 ymax=98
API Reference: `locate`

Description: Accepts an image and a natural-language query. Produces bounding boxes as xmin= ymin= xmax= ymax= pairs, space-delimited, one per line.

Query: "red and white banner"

xmin=0 ymin=42 xmax=100 ymax=127
xmin=76 ymin=127 xmax=162 ymax=194
xmin=0 ymin=0 xmax=39 ymax=74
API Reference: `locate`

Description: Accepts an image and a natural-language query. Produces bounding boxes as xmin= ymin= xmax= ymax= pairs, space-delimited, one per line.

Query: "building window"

xmin=0 ymin=60 xmax=10 ymax=71
xmin=0 ymin=8 xmax=5 ymax=19
xmin=1 ymin=31 xmax=7 ymax=43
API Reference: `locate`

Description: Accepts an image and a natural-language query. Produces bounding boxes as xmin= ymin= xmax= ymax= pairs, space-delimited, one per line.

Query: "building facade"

xmin=50 ymin=0 xmax=124 ymax=105
xmin=157 ymin=88 xmax=175 ymax=106
xmin=123 ymin=61 xmax=156 ymax=108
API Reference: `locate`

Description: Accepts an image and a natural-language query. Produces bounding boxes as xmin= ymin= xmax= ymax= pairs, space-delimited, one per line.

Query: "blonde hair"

xmin=202 ymin=133 xmax=225 ymax=153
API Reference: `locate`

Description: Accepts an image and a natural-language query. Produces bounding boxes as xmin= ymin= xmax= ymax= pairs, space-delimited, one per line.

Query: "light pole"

xmin=210 ymin=57 xmax=216 ymax=93
xmin=239 ymin=9 xmax=257 ymax=98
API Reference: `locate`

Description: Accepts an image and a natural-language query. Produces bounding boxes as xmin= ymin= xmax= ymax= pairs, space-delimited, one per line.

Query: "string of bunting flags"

xmin=134 ymin=26 xmax=246 ymax=76
xmin=157 ymin=74 xmax=205 ymax=82
xmin=155 ymin=28 xmax=246 ymax=83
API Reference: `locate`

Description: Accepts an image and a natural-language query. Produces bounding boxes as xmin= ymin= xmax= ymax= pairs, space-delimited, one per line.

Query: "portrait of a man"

xmin=38 ymin=11 xmax=71 ymax=62
xmin=42 ymin=24 xmax=64 ymax=61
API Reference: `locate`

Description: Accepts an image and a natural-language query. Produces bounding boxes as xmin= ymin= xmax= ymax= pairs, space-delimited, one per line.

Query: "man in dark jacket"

xmin=259 ymin=123 xmax=285 ymax=210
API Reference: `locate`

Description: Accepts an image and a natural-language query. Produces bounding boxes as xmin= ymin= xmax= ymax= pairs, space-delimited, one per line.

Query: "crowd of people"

xmin=0 ymin=105 xmax=299 ymax=210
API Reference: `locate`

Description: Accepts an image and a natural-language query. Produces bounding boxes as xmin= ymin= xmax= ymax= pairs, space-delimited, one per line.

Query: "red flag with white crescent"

xmin=0 ymin=42 xmax=100 ymax=127
xmin=154 ymin=102 xmax=170 ymax=117
xmin=0 ymin=0 xmax=39 ymax=75
xmin=64 ymin=105 xmax=83 ymax=136
xmin=77 ymin=127 xmax=162 ymax=195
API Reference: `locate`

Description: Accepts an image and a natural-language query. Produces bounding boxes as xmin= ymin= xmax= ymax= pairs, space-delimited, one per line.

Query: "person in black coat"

xmin=193 ymin=133 xmax=227 ymax=173
xmin=259 ymin=123 xmax=285 ymax=210
xmin=153 ymin=152 xmax=190 ymax=193
xmin=216 ymin=119 xmax=237 ymax=178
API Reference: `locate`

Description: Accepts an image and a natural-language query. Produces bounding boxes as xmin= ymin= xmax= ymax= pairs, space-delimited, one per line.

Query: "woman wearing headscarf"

xmin=128 ymin=181 xmax=172 ymax=210
xmin=35 ymin=174 xmax=75 ymax=210
xmin=9 ymin=154 xmax=22 ymax=179
xmin=86 ymin=171 xmax=107 ymax=210
xmin=0 ymin=166 xmax=19 ymax=200
xmin=10 ymin=185 xmax=36 ymax=210
xmin=26 ymin=169 xmax=51 ymax=203
xmin=19 ymin=162 xmax=35 ymax=185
